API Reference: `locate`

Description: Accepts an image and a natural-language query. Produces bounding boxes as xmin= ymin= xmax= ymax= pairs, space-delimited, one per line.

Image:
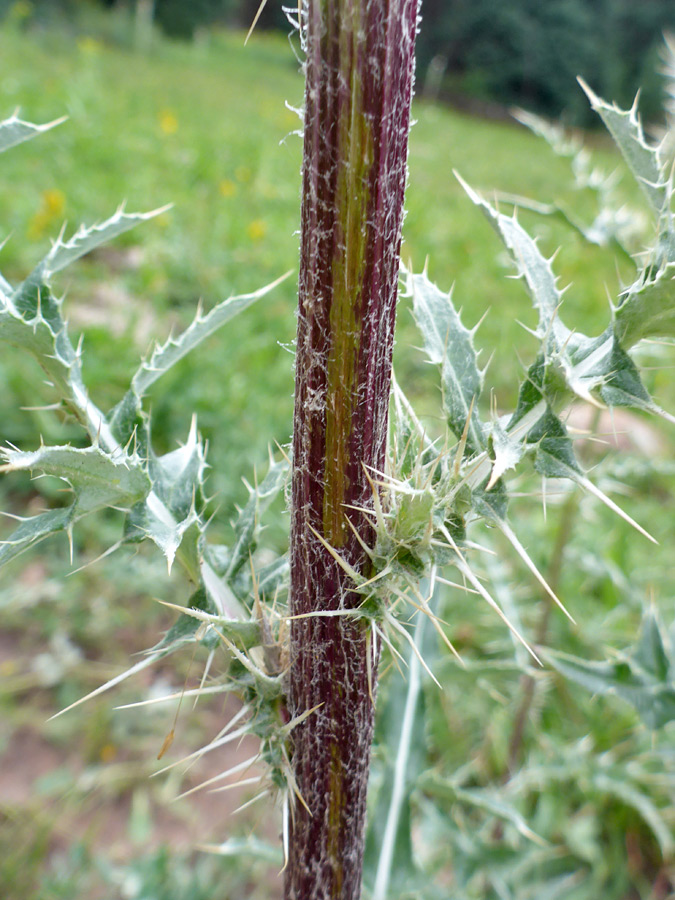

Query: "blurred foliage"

xmin=416 ymin=0 xmax=675 ymax=125
xmin=4 ymin=0 xmax=674 ymax=123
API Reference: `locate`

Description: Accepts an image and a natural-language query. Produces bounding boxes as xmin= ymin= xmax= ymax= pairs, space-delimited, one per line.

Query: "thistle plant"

xmin=1 ymin=9 xmax=675 ymax=900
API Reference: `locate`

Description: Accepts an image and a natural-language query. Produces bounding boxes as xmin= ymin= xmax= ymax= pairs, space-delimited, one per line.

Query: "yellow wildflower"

xmin=43 ymin=188 xmax=65 ymax=217
xmin=77 ymin=36 xmax=102 ymax=56
xmin=159 ymin=109 xmax=178 ymax=135
xmin=27 ymin=188 xmax=66 ymax=240
xmin=218 ymin=179 xmax=237 ymax=198
xmin=246 ymin=219 xmax=267 ymax=241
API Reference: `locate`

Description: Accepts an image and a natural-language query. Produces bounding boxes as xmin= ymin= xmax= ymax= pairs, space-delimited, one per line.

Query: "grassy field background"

xmin=0 ymin=8 xmax=674 ymax=899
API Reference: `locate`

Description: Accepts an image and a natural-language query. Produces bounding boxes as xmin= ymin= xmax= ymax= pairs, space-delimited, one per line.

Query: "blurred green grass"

xmin=0 ymin=14 xmax=663 ymax=517
xmin=0 ymin=11 xmax=674 ymax=900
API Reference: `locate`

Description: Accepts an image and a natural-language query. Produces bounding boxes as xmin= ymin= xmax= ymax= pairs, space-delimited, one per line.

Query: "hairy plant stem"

xmin=287 ymin=1 xmax=418 ymax=897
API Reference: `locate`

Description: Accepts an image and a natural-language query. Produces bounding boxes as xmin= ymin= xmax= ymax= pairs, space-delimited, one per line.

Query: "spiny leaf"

xmin=508 ymin=358 xmax=549 ymax=432
xmin=0 ymin=505 xmax=75 ymax=568
xmin=455 ymin=174 xmax=667 ymax=417
xmin=472 ymin=477 xmax=509 ymax=521
xmin=123 ymin=419 xmax=207 ymax=574
xmin=227 ymin=455 xmax=289 ymax=581
xmin=419 ymin=772 xmax=544 ymax=845
xmin=543 ymin=609 xmax=675 ymax=730
xmin=108 ymin=389 xmax=148 ymax=449
xmin=0 ymin=111 xmax=66 ymax=154
xmin=455 ymin=172 xmax=571 ymax=359
xmin=511 ymin=108 xmax=636 ymax=259
xmin=597 ymin=336 xmax=665 ymax=414
xmin=149 ymin=416 xmax=206 ymax=522
xmin=21 ymin=205 xmax=170 ymax=286
xmin=124 ymin=491 xmax=199 ymax=574
xmin=614 ymin=263 xmax=675 ymax=348
xmin=1 ymin=444 xmax=150 ymax=513
xmin=154 ymin=595 xmax=260 ymax=650
xmin=590 ymin=771 xmax=673 ymax=857
xmin=407 ymin=268 xmax=485 ymax=453
xmin=131 ymin=271 xmax=291 ymax=396
xmin=486 ymin=419 xmax=524 ymax=489
xmin=526 ymin=409 xmax=581 ymax=480
xmin=0 ymin=280 xmax=115 ymax=446
xmin=579 ymin=78 xmax=669 ymax=217
xmin=152 ymin=586 xmax=220 ymax=651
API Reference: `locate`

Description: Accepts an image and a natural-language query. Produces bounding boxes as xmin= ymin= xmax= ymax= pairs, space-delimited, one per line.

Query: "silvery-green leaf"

xmin=589 ymin=772 xmax=673 ymax=857
xmin=152 ymin=586 xmax=220 ymax=650
xmin=558 ymin=330 xmax=611 ymax=403
xmin=19 ymin=205 xmax=170 ymax=287
xmin=418 ymin=774 xmax=543 ymax=845
xmin=508 ymin=357 xmax=549 ymax=431
xmin=108 ymin=389 xmax=148 ymax=450
xmin=0 ymin=281 xmax=115 ymax=446
xmin=153 ymin=591 xmax=260 ymax=651
xmin=226 ymin=455 xmax=289 ymax=580
xmin=596 ymin=338 xmax=657 ymax=411
xmin=526 ymin=410 xmax=581 ymax=480
xmin=614 ymin=263 xmax=675 ymax=348
xmin=122 ymin=419 xmax=207 ymax=574
xmin=492 ymin=189 xmax=634 ymax=258
xmin=0 ymin=112 xmax=66 ymax=153
xmin=509 ymin=108 xmax=635 ymax=259
xmin=0 ymin=505 xmax=75 ymax=568
xmin=472 ymin=477 xmax=509 ymax=521
xmin=455 ymin=173 xmax=571 ymax=359
xmin=131 ymin=272 xmax=290 ymax=396
xmin=543 ymin=638 xmax=675 ymax=732
xmin=579 ymin=79 xmax=669 ymax=216
xmin=486 ymin=418 xmax=525 ymax=489
xmin=1 ymin=444 xmax=150 ymax=513
xmin=408 ymin=268 xmax=485 ymax=454
xmin=124 ymin=491 xmax=199 ymax=574
xmin=0 ymin=281 xmax=74 ymax=384
xmin=633 ymin=608 xmax=671 ymax=682
xmin=149 ymin=416 xmax=206 ymax=521
xmin=455 ymin=174 xmax=665 ymax=417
